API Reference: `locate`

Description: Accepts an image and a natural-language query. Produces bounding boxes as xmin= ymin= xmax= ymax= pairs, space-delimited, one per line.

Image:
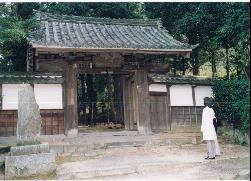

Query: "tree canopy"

xmin=0 ymin=2 xmax=250 ymax=78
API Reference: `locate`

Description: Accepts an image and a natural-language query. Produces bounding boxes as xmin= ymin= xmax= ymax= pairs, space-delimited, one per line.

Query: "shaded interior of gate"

xmin=77 ymin=74 xmax=124 ymax=128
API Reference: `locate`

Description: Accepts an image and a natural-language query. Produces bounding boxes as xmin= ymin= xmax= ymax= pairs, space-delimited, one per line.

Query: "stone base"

xmin=66 ymin=129 xmax=78 ymax=136
xmin=5 ymin=143 xmax=56 ymax=179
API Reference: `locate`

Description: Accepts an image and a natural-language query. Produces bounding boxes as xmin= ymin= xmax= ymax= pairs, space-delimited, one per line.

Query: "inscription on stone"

xmin=17 ymin=84 xmax=42 ymax=145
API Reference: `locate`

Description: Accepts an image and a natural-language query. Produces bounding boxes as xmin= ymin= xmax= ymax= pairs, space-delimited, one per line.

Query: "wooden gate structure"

xmin=25 ymin=11 xmax=198 ymax=135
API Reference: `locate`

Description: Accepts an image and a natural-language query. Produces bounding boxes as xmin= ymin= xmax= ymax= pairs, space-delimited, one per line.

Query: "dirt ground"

xmin=0 ymin=143 xmax=249 ymax=180
xmin=0 ymin=131 xmax=249 ymax=180
xmin=55 ymin=143 xmax=249 ymax=180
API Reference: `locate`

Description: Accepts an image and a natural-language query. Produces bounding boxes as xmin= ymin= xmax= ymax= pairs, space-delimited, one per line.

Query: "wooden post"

xmin=64 ymin=64 xmax=78 ymax=135
xmin=191 ymin=85 xmax=197 ymax=128
xmin=113 ymin=75 xmax=124 ymax=124
xmin=122 ymin=76 xmax=130 ymax=130
xmin=133 ymin=70 xmax=151 ymax=135
xmin=0 ymin=84 xmax=2 ymax=110
xmin=192 ymin=85 xmax=197 ymax=106
xmin=166 ymin=84 xmax=171 ymax=131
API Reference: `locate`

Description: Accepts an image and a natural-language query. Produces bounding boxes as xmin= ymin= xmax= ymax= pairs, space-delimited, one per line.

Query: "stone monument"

xmin=5 ymin=85 xmax=56 ymax=179
xmin=16 ymin=84 xmax=42 ymax=145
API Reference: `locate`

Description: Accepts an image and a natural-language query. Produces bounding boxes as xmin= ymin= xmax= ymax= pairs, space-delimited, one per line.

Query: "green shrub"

xmin=217 ymin=127 xmax=249 ymax=146
xmin=0 ymin=161 xmax=4 ymax=173
xmin=0 ymin=146 xmax=10 ymax=154
xmin=231 ymin=130 xmax=248 ymax=146
xmin=212 ymin=79 xmax=250 ymax=132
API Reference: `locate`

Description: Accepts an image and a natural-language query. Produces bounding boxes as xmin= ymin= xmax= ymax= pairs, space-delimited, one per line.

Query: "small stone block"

xmin=63 ymin=145 xmax=76 ymax=153
xmin=5 ymin=152 xmax=56 ymax=179
xmin=76 ymin=145 xmax=89 ymax=153
xmin=50 ymin=145 xmax=64 ymax=154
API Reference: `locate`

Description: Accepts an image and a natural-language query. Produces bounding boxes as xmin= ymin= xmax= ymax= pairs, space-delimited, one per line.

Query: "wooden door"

xmin=150 ymin=95 xmax=169 ymax=131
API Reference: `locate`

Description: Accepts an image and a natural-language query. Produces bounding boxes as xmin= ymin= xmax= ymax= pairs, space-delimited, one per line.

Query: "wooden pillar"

xmin=113 ymin=75 xmax=124 ymax=124
xmin=64 ymin=64 xmax=78 ymax=135
xmin=129 ymin=79 xmax=135 ymax=129
xmin=133 ymin=70 xmax=151 ymax=135
xmin=166 ymin=84 xmax=171 ymax=131
xmin=192 ymin=85 xmax=197 ymax=106
xmin=0 ymin=84 xmax=2 ymax=110
xmin=122 ymin=76 xmax=130 ymax=130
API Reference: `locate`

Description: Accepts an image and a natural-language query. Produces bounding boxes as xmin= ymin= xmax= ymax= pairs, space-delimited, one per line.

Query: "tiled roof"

xmin=28 ymin=11 xmax=196 ymax=52
xmin=149 ymin=74 xmax=213 ymax=85
xmin=0 ymin=72 xmax=64 ymax=84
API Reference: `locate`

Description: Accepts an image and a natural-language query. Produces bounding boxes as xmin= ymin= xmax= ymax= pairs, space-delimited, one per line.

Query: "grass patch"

xmin=0 ymin=146 xmax=10 ymax=154
xmin=11 ymin=170 xmax=57 ymax=180
xmin=16 ymin=140 xmax=41 ymax=146
xmin=234 ymin=173 xmax=250 ymax=180
xmin=56 ymin=153 xmax=103 ymax=165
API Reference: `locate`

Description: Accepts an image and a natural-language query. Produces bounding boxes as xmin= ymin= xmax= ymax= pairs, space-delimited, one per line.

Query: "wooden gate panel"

xmin=150 ymin=95 xmax=168 ymax=131
xmin=0 ymin=110 xmax=64 ymax=137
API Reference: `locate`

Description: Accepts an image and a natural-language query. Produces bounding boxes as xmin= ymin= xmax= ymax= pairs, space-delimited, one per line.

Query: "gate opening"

xmin=77 ymin=73 xmax=124 ymax=132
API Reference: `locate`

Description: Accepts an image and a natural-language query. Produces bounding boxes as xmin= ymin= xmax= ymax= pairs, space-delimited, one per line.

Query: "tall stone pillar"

xmin=133 ymin=70 xmax=151 ymax=135
xmin=64 ymin=64 xmax=78 ymax=136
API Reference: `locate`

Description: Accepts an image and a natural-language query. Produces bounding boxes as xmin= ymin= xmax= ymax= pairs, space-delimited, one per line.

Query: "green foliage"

xmin=231 ymin=130 xmax=248 ymax=146
xmin=42 ymin=2 xmax=145 ymax=19
xmin=0 ymin=3 xmax=39 ymax=71
xmin=0 ymin=56 xmax=13 ymax=71
xmin=145 ymin=3 xmax=250 ymax=77
xmin=0 ymin=161 xmax=4 ymax=173
xmin=212 ymin=79 xmax=250 ymax=132
xmin=0 ymin=146 xmax=10 ymax=154
xmin=217 ymin=127 xmax=249 ymax=146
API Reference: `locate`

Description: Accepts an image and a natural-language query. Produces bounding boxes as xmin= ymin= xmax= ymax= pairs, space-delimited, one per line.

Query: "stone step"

xmin=56 ymin=154 xmax=203 ymax=180
xmin=49 ymin=136 xmax=199 ymax=155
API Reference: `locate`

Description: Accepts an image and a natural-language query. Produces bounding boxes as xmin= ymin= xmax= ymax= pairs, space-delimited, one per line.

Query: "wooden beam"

xmin=133 ymin=70 xmax=151 ymax=135
xmin=63 ymin=64 xmax=78 ymax=135
xmin=34 ymin=46 xmax=192 ymax=55
xmin=77 ymin=69 xmax=132 ymax=75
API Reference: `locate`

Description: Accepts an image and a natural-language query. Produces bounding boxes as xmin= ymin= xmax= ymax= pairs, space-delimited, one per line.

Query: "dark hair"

xmin=204 ymin=97 xmax=212 ymax=107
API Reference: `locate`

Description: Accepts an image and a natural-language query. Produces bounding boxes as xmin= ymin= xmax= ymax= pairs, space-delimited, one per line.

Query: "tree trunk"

xmin=211 ymin=59 xmax=217 ymax=78
xmin=192 ymin=57 xmax=200 ymax=75
xmin=226 ymin=48 xmax=230 ymax=79
xmin=172 ymin=58 xmax=177 ymax=76
xmin=236 ymin=65 xmax=242 ymax=79
xmin=245 ymin=46 xmax=250 ymax=79
xmin=182 ymin=61 xmax=186 ymax=75
xmin=191 ymin=51 xmax=200 ymax=76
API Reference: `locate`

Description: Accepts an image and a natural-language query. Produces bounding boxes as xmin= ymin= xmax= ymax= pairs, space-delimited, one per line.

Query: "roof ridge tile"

xmin=35 ymin=10 xmax=162 ymax=27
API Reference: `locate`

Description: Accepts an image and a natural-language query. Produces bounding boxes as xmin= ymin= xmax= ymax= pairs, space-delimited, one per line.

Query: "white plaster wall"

xmin=149 ymin=84 xmax=167 ymax=92
xmin=195 ymin=86 xmax=213 ymax=106
xmin=34 ymin=84 xmax=63 ymax=109
xmin=170 ymin=85 xmax=193 ymax=106
xmin=2 ymin=84 xmax=63 ymax=110
xmin=2 ymin=84 xmax=29 ymax=110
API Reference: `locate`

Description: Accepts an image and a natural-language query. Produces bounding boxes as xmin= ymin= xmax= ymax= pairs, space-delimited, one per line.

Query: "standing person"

xmin=210 ymin=98 xmax=221 ymax=156
xmin=201 ymin=97 xmax=217 ymax=160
